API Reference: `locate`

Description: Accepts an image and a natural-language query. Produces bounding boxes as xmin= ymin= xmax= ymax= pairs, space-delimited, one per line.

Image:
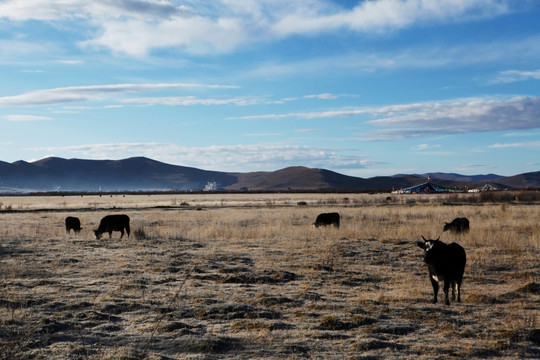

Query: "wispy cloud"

xmin=412 ymin=144 xmax=441 ymax=151
xmin=56 ymin=60 xmax=84 ymax=65
xmin=304 ymin=93 xmax=339 ymax=100
xmin=243 ymin=35 xmax=540 ymax=80
xmin=489 ymin=141 xmax=540 ymax=149
xmin=3 ymin=115 xmax=52 ymax=122
xmin=122 ymin=96 xmax=256 ymax=107
xmin=270 ymin=0 xmax=509 ymax=37
xmin=232 ymin=96 xmax=540 ymax=140
xmin=0 ymin=83 xmax=238 ymax=107
xmin=0 ymin=0 xmax=186 ymax=21
xmin=490 ymin=69 xmax=540 ymax=84
xmin=27 ymin=142 xmax=372 ymax=172
xmin=366 ymin=96 xmax=540 ymax=133
xmin=244 ymin=133 xmax=282 ymax=137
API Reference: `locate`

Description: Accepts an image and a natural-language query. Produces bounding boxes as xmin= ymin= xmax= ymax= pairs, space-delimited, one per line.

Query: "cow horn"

xmin=421 ymin=235 xmax=427 ymax=241
xmin=436 ymin=236 xmax=440 ymax=241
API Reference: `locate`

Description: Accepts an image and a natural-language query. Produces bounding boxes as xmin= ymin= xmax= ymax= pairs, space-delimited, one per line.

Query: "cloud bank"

xmin=0 ymin=0 xmax=513 ymax=56
xmin=233 ymin=96 xmax=540 ymax=140
xmin=28 ymin=142 xmax=371 ymax=172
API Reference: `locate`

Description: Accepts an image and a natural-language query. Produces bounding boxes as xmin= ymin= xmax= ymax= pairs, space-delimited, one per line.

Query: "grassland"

xmin=1 ymin=192 xmax=539 ymax=359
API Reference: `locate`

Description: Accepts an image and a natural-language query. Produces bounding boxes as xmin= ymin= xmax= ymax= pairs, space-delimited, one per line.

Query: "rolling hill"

xmin=0 ymin=157 xmax=538 ymax=193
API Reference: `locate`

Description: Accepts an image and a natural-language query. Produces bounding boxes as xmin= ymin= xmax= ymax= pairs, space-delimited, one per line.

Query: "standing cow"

xmin=313 ymin=212 xmax=340 ymax=228
xmin=443 ymin=217 xmax=470 ymax=233
xmin=65 ymin=216 xmax=81 ymax=234
xmin=94 ymin=214 xmax=130 ymax=239
xmin=416 ymin=236 xmax=466 ymax=305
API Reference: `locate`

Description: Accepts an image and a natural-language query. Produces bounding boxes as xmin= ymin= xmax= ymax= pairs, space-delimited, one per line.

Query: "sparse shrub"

xmin=133 ymin=227 xmax=149 ymax=240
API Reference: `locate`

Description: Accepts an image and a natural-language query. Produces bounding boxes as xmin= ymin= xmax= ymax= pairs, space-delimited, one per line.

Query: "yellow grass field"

xmin=1 ymin=193 xmax=539 ymax=359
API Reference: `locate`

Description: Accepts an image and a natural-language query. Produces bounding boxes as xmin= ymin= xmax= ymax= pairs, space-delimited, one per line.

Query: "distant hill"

xmin=0 ymin=157 xmax=237 ymax=193
xmin=0 ymin=157 xmax=538 ymax=193
xmin=230 ymin=167 xmax=373 ymax=191
xmin=495 ymin=171 xmax=540 ymax=189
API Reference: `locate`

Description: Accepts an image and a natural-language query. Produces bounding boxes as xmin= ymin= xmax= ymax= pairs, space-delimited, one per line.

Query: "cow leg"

xmin=430 ymin=277 xmax=439 ymax=304
xmin=108 ymin=231 xmax=113 ymax=238
xmin=451 ymin=281 xmax=456 ymax=301
xmin=119 ymin=229 xmax=124 ymax=239
xmin=456 ymin=280 xmax=462 ymax=302
xmin=443 ymin=280 xmax=451 ymax=305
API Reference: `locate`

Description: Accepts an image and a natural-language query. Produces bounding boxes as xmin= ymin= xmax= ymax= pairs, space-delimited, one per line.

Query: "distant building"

xmin=392 ymin=178 xmax=464 ymax=194
xmin=468 ymin=183 xmax=500 ymax=193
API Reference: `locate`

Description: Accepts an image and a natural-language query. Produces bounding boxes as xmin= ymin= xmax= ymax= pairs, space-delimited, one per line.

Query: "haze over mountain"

xmin=0 ymin=157 xmax=538 ymax=193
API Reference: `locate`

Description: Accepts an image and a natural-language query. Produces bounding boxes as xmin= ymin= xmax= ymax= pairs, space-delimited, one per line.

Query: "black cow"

xmin=416 ymin=236 xmax=466 ymax=305
xmin=94 ymin=214 xmax=130 ymax=239
xmin=313 ymin=212 xmax=340 ymax=228
xmin=443 ymin=217 xmax=470 ymax=233
xmin=65 ymin=216 xmax=81 ymax=234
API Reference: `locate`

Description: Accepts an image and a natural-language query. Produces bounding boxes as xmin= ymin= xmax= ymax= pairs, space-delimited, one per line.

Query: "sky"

xmin=1 ymin=0 xmax=539 ymax=178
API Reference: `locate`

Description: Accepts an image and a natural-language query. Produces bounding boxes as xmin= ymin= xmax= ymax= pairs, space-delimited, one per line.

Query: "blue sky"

xmin=1 ymin=0 xmax=539 ymax=177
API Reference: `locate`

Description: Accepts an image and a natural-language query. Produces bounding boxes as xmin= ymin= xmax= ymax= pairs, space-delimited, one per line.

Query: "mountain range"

xmin=0 ymin=157 xmax=538 ymax=193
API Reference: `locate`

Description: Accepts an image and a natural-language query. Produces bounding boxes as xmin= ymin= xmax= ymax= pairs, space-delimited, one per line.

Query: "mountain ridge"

xmin=0 ymin=156 xmax=538 ymax=193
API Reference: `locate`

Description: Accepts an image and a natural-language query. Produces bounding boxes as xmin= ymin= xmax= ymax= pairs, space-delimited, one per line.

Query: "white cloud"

xmin=3 ymin=115 xmax=52 ymax=122
xmin=56 ymin=59 xmax=84 ymax=65
xmin=489 ymin=141 xmax=540 ymax=149
xmin=27 ymin=142 xmax=372 ymax=172
xmin=502 ymin=131 xmax=540 ymax=137
xmin=233 ymin=96 xmax=540 ymax=140
xmin=0 ymin=0 xmax=185 ymax=21
xmin=304 ymin=93 xmax=338 ymax=100
xmin=412 ymin=144 xmax=441 ymax=151
xmin=490 ymin=69 xmax=540 ymax=84
xmin=366 ymin=96 xmax=540 ymax=132
xmin=0 ymin=83 xmax=238 ymax=107
xmin=270 ymin=0 xmax=509 ymax=37
xmin=122 ymin=95 xmax=256 ymax=107
xmin=0 ymin=0 xmax=514 ymax=56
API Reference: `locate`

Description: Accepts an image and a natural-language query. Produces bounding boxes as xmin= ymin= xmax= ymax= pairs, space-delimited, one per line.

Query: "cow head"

xmin=417 ymin=236 xmax=440 ymax=262
xmin=94 ymin=230 xmax=103 ymax=240
xmin=443 ymin=222 xmax=450 ymax=232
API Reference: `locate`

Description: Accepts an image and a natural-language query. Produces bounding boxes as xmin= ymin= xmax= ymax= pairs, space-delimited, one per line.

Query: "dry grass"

xmin=0 ymin=193 xmax=539 ymax=359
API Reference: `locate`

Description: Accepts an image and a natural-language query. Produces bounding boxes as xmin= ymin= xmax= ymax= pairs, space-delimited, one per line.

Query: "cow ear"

xmin=416 ymin=241 xmax=425 ymax=249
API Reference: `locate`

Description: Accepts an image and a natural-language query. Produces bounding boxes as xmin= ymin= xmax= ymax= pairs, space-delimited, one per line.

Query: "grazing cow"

xmin=313 ymin=212 xmax=340 ymax=228
xmin=94 ymin=214 xmax=130 ymax=240
xmin=443 ymin=217 xmax=470 ymax=233
xmin=416 ymin=236 xmax=466 ymax=305
xmin=65 ymin=216 xmax=81 ymax=234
